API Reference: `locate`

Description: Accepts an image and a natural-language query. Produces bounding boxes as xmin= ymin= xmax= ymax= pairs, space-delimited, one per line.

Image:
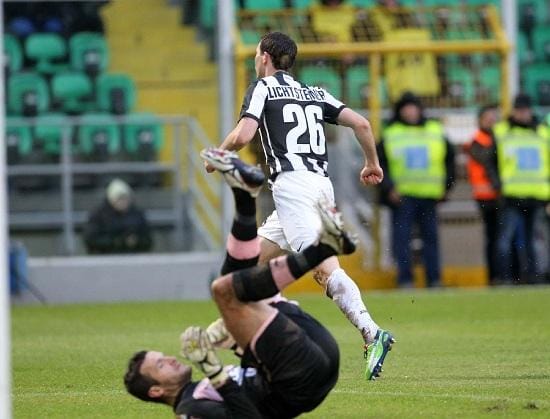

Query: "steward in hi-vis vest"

xmin=493 ymin=93 xmax=549 ymax=284
xmin=377 ymin=92 xmax=455 ymax=288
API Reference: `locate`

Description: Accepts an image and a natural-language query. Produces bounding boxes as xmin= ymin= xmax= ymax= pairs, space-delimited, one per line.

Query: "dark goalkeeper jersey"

xmin=239 ymin=71 xmax=346 ymax=180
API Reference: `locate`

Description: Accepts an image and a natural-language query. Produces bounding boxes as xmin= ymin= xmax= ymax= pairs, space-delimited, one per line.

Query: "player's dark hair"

xmin=260 ymin=32 xmax=297 ymax=71
xmin=124 ymin=350 xmax=164 ymax=404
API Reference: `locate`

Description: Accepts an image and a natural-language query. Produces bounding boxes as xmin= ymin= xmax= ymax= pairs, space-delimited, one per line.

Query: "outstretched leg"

xmin=211 ymin=199 xmax=356 ymax=349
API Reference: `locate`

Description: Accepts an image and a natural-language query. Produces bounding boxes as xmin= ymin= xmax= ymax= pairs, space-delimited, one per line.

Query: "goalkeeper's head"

xmin=124 ymin=350 xmax=192 ymax=406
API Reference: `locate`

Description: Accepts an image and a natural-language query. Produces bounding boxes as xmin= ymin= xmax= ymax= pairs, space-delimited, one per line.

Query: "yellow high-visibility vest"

xmin=383 ymin=121 xmax=446 ymax=199
xmin=494 ymin=121 xmax=550 ymax=201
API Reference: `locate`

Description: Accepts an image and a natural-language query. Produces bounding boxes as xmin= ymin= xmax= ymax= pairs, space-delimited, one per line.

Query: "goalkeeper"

xmin=124 ymin=149 xmax=392 ymax=417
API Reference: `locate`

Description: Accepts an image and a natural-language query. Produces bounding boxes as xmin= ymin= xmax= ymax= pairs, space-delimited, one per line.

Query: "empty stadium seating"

xmin=69 ymin=32 xmax=109 ymax=76
xmin=7 ymin=72 xmax=50 ymax=116
xmin=299 ymin=65 xmax=342 ymax=98
xmin=25 ymin=33 xmax=67 ymax=75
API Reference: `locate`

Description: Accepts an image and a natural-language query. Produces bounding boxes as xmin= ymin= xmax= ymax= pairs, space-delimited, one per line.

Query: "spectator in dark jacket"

xmin=84 ymin=178 xmax=153 ymax=254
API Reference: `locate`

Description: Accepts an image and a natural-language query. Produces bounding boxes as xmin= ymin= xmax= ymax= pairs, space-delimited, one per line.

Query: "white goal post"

xmin=0 ymin=3 xmax=13 ymax=417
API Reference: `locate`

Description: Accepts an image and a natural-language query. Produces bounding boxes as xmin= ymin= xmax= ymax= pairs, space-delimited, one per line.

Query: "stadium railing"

xmin=6 ymin=115 xmax=224 ymax=255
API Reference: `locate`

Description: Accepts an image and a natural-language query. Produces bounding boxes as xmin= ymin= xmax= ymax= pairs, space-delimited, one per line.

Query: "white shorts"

xmin=258 ymin=171 xmax=335 ymax=252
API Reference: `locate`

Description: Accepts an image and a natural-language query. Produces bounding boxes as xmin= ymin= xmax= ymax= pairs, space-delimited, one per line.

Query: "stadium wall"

xmin=19 ymin=253 xmax=223 ymax=304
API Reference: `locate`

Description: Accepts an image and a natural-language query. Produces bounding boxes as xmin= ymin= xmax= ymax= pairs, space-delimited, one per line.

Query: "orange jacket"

xmin=466 ymin=129 xmax=499 ymax=200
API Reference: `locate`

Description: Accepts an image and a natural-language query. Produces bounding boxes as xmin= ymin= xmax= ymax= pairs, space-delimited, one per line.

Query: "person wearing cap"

xmin=377 ymin=91 xmax=455 ymax=288
xmin=493 ymin=93 xmax=550 ymax=284
xmin=84 ymin=178 xmax=153 ymax=254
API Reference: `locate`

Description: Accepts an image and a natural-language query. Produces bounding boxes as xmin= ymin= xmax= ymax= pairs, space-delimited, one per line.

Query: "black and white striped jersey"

xmin=239 ymin=71 xmax=346 ymax=180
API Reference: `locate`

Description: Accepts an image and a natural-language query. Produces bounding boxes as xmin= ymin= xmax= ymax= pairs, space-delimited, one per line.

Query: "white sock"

xmin=326 ymin=268 xmax=379 ymax=344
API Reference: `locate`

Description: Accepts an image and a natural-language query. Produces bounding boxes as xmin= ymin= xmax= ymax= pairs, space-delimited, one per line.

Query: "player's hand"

xmin=180 ymin=326 xmax=223 ymax=378
xmin=360 ymin=164 xmax=383 ymax=186
xmin=204 ymin=161 xmax=215 ymax=173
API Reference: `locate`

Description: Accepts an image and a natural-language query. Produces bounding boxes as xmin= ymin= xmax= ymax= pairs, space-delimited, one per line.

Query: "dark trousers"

xmin=391 ymin=197 xmax=440 ymax=286
xmin=477 ymin=200 xmax=500 ymax=282
xmin=496 ymin=202 xmax=542 ymax=282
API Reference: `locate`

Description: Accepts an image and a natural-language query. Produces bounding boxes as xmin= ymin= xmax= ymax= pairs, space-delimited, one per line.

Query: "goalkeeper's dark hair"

xmin=124 ymin=350 xmax=164 ymax=404
xmin=260 ymin=32 xmax=297 ymax=71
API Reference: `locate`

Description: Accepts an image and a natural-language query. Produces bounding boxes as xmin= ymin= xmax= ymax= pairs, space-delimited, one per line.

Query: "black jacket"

xmin=84 ymin=200 xmax=153 ymax=254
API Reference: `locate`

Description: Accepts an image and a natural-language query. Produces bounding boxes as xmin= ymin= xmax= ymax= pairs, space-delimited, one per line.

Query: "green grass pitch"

xmin=12 ymin=286 xmax=550 ymax=418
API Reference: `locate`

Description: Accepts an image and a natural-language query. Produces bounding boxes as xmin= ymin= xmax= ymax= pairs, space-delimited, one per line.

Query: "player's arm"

xmin=337 ymin=107 xmax=384 ymax=186
xmin=205 ymin=80 xmax=266 ymax=173
xmin=219 ymin=117 xmax=259 ymax=152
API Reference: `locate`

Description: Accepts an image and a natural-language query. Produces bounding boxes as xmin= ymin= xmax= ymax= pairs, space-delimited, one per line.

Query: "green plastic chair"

xmin=3 ymin=34 xmax=23 ymax=74
xmin=523 ymin=63 xmax=550 ymax=106
xmin=517 ymin=31 xmax=535 ymax=64
xmin=25 ymin=33 xmax=67 ymax=74
xmin=96 ymin=73 xmax=136 ymax=114
xmin=69 ymin=32 xmax=109 ymax=75
xmin=293 ymin=0 xmax=315 ymax=8
xmin=199 ymin=0 xmax=215 ymax=30
xmin=532 ymin=25 xmax=550 ymax=62
xmin=34 ymin=113 xmax=74 ymax=156
xmin=447 ymin=67 xmax=475 ymax=106
xmin=517 ymin=0 xmax=548 ymax=25
xmin=241 ymin=29 xmax=262 ymax=45
xmin=6 ymin=117 xmax=33 ymax=163
xmin=345 ymin=65 xmax=388 ymax=108
xmin=479 ymin=66 xmax=501 ymax=102
xmin=7 ymin=72 xmax=50 ymax=116
xmin=346 ymin=66 xmax=369 ymax=108
xmin=78 ymin=113 xmax=121 ymax=160
xmin=244 ymin=0 xmax=284 ymax=9
xmin=349 ymin=0 xmax=376 ymax=7
xmin=123 ymin=113 xmax=163 ymax=160
xmin=51 ymin=71 xmax=93 ymax=114
xmin=299 ymin=65 xmax=342 ymax=99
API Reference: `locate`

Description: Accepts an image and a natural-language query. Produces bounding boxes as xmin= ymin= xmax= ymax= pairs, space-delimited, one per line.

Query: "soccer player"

xmin=205 ymin=31 xmax=393 ymax=377
xmin=124 ymin=150 xmax=393 ymax=417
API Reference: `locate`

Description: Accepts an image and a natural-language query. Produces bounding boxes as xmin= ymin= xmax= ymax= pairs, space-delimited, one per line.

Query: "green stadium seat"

xmin=96 ymin=73 xmax=136 ymax=115
xmin=293 ymin=0 xmax=315 ymax=8
xmin=347 ymin=66 xmax=367 ymax=108
xmin=244 ymin=0 xmax=284 ymax=10
xmin=349 ymin=0 xmax=376 ymax=7
xmin=517 ymin=0 xmax=548 ymax=26
xmin=34 ymin=113 xmax=74 ymax=157
xmin=3 ymin=34 xmax=23 ymax=75
xmin=523 ymin=63 xmax=550 ymax=106
xmin=200 ymin=0 xmax=215 ymax=30
xmin=123 ymin=113 xmax=163 ymax=161
xmin=517 ymin=31 xmax=535 ymax=64
xmin=447 ymin=67 xmax=475 ymax=105
xmin=25 ymin=33 xmax=67 ymax=74
xmin=299 ymin=65 xmax=342 ymax=99
xmin=7 ymin=72 xmax=50 ymax=116
xmin=479 ymin=66 xmax=501 ymax=102
xmin=240 ymin=29 xmax=262 ymax=45
xmin=69 ymin=32 xmax=109 ymax=76
xmin=51 ymin=71 xmax=93 ymax=114
xmin=532 ymin=25 xmax=550 ymax=62
xmin=78 ymin=113 xmax=121 ymax=161
xmin=6 ymin=117 xmax=33 ymax=164
xmin=201 ymin=0 xmax=240 ymax=30
xmin=346 ymin=66 xmax=388 ymax=108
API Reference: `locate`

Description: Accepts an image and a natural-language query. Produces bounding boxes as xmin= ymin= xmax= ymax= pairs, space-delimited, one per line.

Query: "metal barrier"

xmin=6 ymin=115 xmax=223 ymax=255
